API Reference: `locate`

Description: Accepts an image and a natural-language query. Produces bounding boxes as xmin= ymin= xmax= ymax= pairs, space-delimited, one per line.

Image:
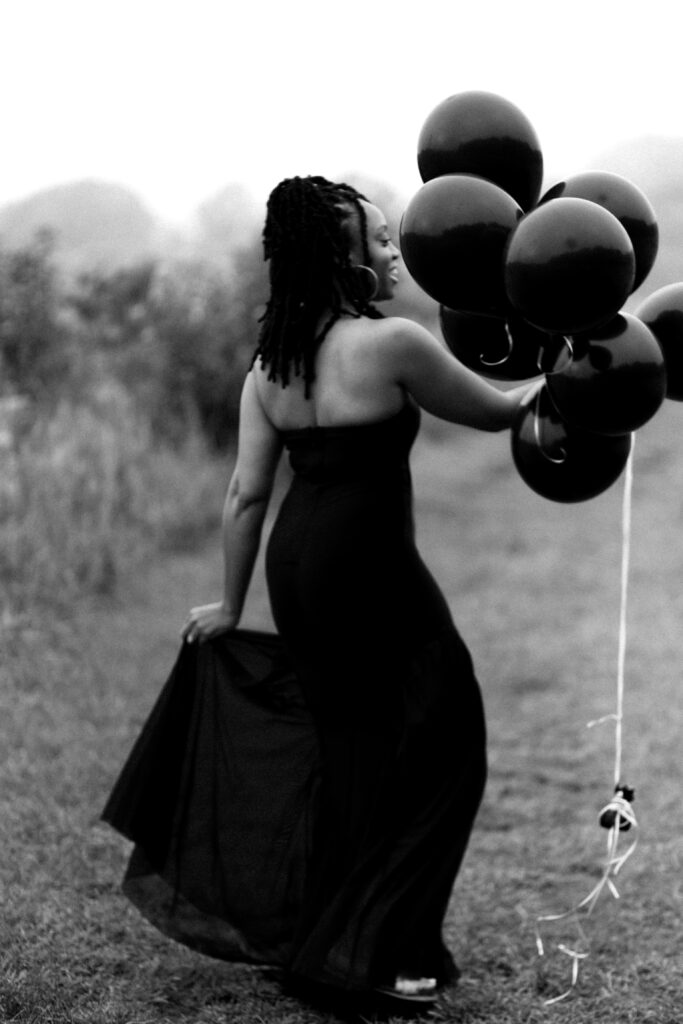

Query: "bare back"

xmin=253 ymin=315 xmax=406 ymax=431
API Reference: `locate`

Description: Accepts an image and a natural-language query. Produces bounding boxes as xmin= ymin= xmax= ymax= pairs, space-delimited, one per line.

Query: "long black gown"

xmin=102 ymin=401 xmax=487 ymax=993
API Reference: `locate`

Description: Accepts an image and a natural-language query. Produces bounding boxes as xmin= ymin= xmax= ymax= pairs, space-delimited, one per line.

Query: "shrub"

xmin=0 ymin=383 xmax=225 ymax=615
xmin=68 ymin=248 xmax=268 ymax=450
xmin=0 ymin=232 xmax=70 ymax=401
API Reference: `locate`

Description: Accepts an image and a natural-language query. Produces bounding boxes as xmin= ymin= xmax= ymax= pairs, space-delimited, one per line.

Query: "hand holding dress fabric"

xmin=182 ymin=602 xmax=238 ymax=644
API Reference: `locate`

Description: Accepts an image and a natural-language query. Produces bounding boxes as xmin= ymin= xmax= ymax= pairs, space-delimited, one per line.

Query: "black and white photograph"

xmin=1 ymin=2 xmax=681 ymax=1022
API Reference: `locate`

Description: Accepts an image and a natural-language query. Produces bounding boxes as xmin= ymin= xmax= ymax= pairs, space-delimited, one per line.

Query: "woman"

xmin=104 ymin=175 xmax=532 ymax=1008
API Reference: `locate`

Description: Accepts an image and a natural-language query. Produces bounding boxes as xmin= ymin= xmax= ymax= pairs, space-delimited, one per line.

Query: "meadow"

xmin=1 ymin=390 xmax=681 ymax=1024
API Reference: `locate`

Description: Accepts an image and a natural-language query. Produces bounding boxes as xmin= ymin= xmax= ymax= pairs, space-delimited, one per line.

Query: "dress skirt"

xmin=103 ymin=404 xmax=487 ymax=992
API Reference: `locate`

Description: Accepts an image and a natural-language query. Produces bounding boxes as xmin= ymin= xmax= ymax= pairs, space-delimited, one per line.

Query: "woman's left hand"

xmin=181 ymin=602 xmax=238 ymax=644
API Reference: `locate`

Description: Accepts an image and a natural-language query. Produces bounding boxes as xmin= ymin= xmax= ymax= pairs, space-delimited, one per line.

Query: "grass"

xmin=1 ymin=401 xmax=682 ymax=1022
xmin=0 ymin=385 xmax=226 ymax=616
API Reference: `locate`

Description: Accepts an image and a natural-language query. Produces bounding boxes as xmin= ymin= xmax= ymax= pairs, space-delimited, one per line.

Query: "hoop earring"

xmin=354 ymin=264 xmax=379 ymax=301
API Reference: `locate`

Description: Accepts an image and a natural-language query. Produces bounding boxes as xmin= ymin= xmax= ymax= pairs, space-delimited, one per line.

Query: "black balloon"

xmin=417 ymin=91 xmax=543 ymax=211
xmin=635 ymin=283 xmax=683 ymax=400
xmin=400 ymin=174 xmax=523 ymax=317
xmin=546 ymin=313 xmax=667 ymax=435
xmin=512 ymin=381 xmax=633 ymax=503
xmin=439 ymin=306 xmax=561 ymax=381
xmin=505 ymin=198 xmax=636 ymax=334
xmin=541 ymin=170 xmax=658 ymax=291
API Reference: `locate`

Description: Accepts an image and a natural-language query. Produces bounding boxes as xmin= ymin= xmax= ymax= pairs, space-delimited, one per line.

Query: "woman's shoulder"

xmin=361 ymin=316 xmax=442 ymax=369
xmin=376 ymin=314 xmax=438 ymax=343
xmin=352 ymin=314 xmax=434 ymax=350
xmin=363 ymin=314 xmax=425 ymax=335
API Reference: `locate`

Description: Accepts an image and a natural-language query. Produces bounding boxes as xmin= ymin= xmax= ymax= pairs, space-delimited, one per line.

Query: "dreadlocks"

xmin=253 ymin=175 xmax=383 ymax=394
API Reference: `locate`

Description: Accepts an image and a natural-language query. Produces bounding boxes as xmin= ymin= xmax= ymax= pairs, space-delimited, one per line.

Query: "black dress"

xmin=102 ymin=402 xmax=487 ymax=993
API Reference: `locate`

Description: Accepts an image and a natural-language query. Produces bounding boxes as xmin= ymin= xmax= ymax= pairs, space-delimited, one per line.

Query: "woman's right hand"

xmin=181 ymin=602 xmax=239 ymax=644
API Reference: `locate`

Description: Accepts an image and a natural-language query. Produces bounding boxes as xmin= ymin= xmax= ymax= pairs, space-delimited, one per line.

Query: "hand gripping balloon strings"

xmin=534 ymin=438 xmax=638 ymax=1005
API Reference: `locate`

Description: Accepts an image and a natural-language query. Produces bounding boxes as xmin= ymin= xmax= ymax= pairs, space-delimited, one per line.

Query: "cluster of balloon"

xmin=399 ymin=90 xmax=681 ymax=502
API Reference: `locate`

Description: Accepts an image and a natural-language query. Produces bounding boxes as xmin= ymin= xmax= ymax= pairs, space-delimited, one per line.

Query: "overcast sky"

xmin=4 ymin=0 xmax=682 ymax=222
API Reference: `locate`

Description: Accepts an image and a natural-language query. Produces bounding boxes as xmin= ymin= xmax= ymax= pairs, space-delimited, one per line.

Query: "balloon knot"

xmin=599 ymin=784 xmax=636 ymax=831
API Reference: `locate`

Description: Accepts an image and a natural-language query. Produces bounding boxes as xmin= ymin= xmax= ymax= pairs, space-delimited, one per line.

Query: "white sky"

xmin=3 ymin=0 xmax=683 ymax=223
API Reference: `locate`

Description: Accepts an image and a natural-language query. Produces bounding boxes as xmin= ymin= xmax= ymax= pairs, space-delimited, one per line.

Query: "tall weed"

xmin=0 ymin=383 xmax=226 ymax=615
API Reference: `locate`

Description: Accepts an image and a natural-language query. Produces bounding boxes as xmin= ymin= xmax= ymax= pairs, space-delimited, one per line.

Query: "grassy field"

xmin=1 ymin=404 xmax=682 ymax=1023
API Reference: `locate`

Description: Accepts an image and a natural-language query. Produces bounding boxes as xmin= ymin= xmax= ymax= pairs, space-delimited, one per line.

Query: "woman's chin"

xmin=375 ymin=285 xmax=396 ymax=303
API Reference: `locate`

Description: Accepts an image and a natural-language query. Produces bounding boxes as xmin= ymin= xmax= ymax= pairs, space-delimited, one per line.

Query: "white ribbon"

xmin=534 ymin=439 xmax=638 ymax=1004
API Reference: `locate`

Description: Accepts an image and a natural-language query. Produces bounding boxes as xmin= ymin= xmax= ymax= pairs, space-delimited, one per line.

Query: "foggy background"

xmin=4 ymin=0 xmax=683 ymax=589
xmin=3 ymin=0 xmax=683 ymax=293
xmin=3 ymin=6 xmax=683 ymax=1021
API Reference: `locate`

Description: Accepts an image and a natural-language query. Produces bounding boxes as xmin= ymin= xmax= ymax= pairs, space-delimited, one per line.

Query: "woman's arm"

xmin=182 ymin=371 xmax=282 ymax=643
xmin=383 ymin=317 xmax=535 ymax=430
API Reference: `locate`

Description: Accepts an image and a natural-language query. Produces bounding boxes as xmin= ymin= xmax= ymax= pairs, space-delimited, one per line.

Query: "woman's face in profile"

xmin=349 ymin=201 xmax=401 ymax=302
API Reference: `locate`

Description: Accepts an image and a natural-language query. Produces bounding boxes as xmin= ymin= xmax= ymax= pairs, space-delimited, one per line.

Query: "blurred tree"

xmin=148 ymin=246 xmax=268 ymax=447
xmin=70 ymin=262 xmax=156 ymax=342
xmin=68 ymin=244 xmax=268 ymax=449
xmin=0 ymin=175 xmax=449 ymax=449
xmin=0 ymin=231 xmax=70 ymax=400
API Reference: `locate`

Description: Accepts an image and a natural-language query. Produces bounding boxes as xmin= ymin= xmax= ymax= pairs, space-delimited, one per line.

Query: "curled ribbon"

xmin=533 ymin=441 xmax=638 ymax=1003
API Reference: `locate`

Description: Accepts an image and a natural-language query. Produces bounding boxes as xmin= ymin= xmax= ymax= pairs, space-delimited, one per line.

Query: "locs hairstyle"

xmin=253 ymin=175 xmax=383 ymax=394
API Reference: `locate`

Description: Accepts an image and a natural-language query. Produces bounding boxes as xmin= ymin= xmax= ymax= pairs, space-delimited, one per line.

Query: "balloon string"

xmin=533 ymin=387 xmax=567 ymax=465
xmin=479 ymin=322 xmax=513 ymax=367
xmin=587 ymin=436 xmax=634 ymax=772
xmin=614 ymin=436 xmax=634 ymax=786
xmin=534 ymin=437 xmax=637 ymax=1004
